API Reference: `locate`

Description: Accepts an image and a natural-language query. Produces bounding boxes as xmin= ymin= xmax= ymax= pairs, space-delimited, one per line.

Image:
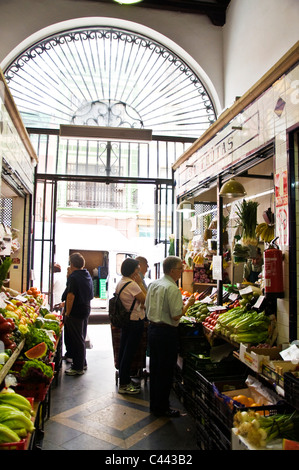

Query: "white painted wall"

xmin=0 ymin=0 xmax=224 ymax=112
xmin=223 ymin=0 xmax=299 ymax=108
xmin=0 ymin=0 xmax=298 ymax=117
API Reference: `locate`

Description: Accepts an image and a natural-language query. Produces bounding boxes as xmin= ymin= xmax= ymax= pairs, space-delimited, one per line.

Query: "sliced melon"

xmin=44 ymin=313 xmax=58 ymax=320
xmin=24 ymin=342 xmax=47 ymax=359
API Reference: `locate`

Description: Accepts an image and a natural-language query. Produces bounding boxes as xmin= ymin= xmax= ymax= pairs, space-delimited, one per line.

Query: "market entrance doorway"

xmin=32 ymin=177 xmax=174 ymax=309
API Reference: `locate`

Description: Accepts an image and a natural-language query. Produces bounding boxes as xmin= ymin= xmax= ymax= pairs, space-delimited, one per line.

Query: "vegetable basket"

xmin=212 ymin=384 xmax=293 ymax=429
xmin=11 ymin=362 xmax=54 ymax=402
xmin=0 ymin=437 xmax=28 ymax=450
xmin=14 ymin=380 xmax=52 ymax=402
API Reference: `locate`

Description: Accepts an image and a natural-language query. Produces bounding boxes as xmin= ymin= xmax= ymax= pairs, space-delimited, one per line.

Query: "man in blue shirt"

xmin=64 ymin=252 xmax=94 ymax=376
xmin=145 ymin=256 xmax=195 ymax=417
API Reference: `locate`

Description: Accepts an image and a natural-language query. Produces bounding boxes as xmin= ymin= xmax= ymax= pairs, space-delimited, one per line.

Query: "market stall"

xmin=0 ymin=69 xmax=62 ymax=450
xmin=172 ymin=43 xmax=299 ymax=450
xmin=0 ymin=287 xmax=63 ymax=449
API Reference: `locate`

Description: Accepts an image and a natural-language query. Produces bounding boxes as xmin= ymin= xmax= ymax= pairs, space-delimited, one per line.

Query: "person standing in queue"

xmin=145 ymin=256 xmax=195 ymax=417
xmin=117 ymin=257 xmax=146 ymax=395
xmin=135 ymin=255 xmax=149 ymax=294
xmin=64 ymin=252 xmax=94 ymax=376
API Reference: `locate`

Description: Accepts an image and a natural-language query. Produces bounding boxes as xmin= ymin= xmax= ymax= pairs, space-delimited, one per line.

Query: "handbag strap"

xmin=118 ymin=281 xmax=136 ymax=312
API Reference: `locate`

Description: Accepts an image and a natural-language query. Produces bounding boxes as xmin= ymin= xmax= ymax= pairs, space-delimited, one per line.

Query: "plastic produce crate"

xmin=99 ymin=278 xmax=107 ymax=299
xmin=284 ymin=371 xmax=299 ymax=410
xmin=14 ymin=380 xmax=52 ymax=402
xmin=212 ymin=383 xmax=294 ymax=429
xmin=11 ymin=363 xmax=54 ymax=402
xmin=194 ymin=356 xmax=248 ymax=400
xmin=178 ymin=323 xmax=210 ymax=357
xmin=0 ymin=436 xmax=29 ymax=450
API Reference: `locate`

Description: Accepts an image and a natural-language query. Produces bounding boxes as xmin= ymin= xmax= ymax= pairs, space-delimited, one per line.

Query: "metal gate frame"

xmin=31 ymin=173 xmax=174 ymax=308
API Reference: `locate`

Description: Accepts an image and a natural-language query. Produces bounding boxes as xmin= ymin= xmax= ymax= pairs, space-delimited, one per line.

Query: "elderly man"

xmin=145 ymin=256 xmax=195 ymax=417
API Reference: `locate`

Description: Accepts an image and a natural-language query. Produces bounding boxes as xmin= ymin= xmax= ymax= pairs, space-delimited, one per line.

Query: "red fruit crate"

xmin=14 ymin=378 xmax=52 ymax=402
xmin=0 ymin=437 xmax=29 ymax=450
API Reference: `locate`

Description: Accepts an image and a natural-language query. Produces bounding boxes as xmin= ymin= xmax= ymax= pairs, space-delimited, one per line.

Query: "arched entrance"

xmin=4 ymin=24 xmax=217 ymax=303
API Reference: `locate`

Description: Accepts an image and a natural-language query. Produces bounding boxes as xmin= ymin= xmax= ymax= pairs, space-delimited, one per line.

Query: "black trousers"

xmin=64 ymin=315 xmax=88 ymax=370
xmin=118 ymin=319 xmax=144 ymax=386
xmin=148 ymin=323 xmax=179 ymax=413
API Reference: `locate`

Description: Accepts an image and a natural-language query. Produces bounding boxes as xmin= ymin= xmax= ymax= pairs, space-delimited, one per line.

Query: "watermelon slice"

xmin=25 ymin=342 xmax=47 ymax=359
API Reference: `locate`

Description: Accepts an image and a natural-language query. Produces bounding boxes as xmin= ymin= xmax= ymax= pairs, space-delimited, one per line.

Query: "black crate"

xmin=194 ymin=358 xmax=248 ymax=400
xmin=284 ymin=371 xmax=299 ymax=411
xmin=178 ymin=323 xmax=210 ymax=357
xmin=179 ymin=322 xmax=205 ymax=338
xmin=212 ymin=382 xmax=294 ymax=429
xmin=196 ymin=421 xmax=211 ymax=450
xmin=209 ymin=419 xmax=231 ymax=450
xmin=179 ymin=336 xmax=210 ymax=357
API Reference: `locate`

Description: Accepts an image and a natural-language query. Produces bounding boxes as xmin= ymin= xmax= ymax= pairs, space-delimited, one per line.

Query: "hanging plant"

xmin=235 ymin=199 xmax=259 ymax=245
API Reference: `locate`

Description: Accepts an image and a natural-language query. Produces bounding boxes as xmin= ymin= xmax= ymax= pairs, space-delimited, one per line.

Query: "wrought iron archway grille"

xmin=5 ymin=27 xmax=217 ymax=138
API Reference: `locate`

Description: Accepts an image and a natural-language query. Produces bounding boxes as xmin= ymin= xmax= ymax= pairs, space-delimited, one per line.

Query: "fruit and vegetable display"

xmin=214 ymin=307 xmax=271 ymax=344
xmin=182 ymin=301 xmax=210 ymax=322
xmin=0 ymin=285 xmax=62 ymax=447
xmin=180 ymin=286 xmax=275 ymax=346
xmin=234 ymin=410 xmax=299 ymax=448
xmin=0 ymin=287 xmax=61 ymax=360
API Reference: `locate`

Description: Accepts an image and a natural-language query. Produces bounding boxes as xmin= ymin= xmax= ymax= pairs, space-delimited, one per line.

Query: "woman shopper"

xmin=116 ymin=258 xmax=146 ymax=395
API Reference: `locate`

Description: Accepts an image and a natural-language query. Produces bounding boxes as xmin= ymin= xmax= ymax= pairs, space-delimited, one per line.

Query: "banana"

xmin=256 ymin=223 xmax=267 ymax=236
xmin=260 ymin=225 xmax=269 ymax=241
xmin=265 ymin=226 xmax=275 ymax=242
xmin=257 ymin=223 xmax=275 ymax=242
xmin=0 ymin=422 xmax=21 ymax=443
xmin=0 ymin=392 xmax=33 ymax=414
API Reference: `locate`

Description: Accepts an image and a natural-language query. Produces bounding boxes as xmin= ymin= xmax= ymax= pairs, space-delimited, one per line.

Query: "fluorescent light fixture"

xmin=59 ymin=125 xmax=152 ymax=142
xmin=114 ymin=0 xmax=143 ymax=4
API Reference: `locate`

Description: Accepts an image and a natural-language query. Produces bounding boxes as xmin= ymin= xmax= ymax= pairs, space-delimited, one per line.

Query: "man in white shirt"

xmin=145 ymin=256 xmax=194 ymax=417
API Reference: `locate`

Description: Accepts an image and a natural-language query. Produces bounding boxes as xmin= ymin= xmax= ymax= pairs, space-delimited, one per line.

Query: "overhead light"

xmin=113 ymin=0 xmax=143 ymax=4
xmin=59 ymin=125 xmax=152 ymax=142
xmin=219 ymin=178 xmax=246 ymax=198
xmin=177 ymin=201 xmax=195 ymax=213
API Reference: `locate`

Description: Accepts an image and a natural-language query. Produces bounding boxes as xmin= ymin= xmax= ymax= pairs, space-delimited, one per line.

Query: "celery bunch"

xmin=215 ymin=307 xmax=270 ymax=344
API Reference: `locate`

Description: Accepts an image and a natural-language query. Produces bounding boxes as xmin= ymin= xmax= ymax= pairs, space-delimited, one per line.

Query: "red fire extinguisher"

xmin=264 ymin=237 xmax=284 ymax=298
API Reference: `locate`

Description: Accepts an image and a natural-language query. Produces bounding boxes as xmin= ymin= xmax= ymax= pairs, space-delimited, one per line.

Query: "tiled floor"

xmin=42 ymin=320 xmax=198 ymax=451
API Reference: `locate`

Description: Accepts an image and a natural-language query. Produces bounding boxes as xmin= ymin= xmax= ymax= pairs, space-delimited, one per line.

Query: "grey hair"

xmin=163 ymin=256 xmax=182 ymax=274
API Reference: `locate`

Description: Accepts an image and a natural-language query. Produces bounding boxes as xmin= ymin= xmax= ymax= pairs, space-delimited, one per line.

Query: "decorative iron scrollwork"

xmin=4 ymin=26 xmax=216 ymax=137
